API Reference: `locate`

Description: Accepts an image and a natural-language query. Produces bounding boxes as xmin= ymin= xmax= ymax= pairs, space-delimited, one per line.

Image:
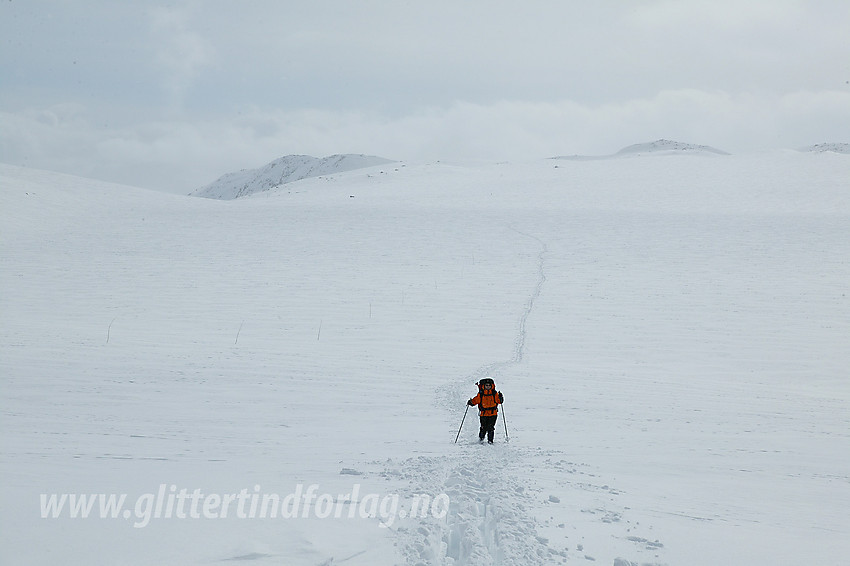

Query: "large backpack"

xmin=477 ymin=378 xmax=502 ymax=410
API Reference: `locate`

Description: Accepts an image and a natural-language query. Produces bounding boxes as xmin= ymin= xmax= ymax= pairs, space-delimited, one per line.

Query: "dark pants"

xmin=479 ymin=414 xmax=498 ymax=442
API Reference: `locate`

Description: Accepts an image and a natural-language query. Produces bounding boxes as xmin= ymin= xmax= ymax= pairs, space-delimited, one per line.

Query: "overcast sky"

xmin=2 ymin=0 xmax=849 ymax=192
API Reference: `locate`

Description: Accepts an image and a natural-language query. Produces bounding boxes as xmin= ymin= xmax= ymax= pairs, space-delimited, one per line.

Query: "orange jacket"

xmin=468 ymin=389 xmax=503 ymax=417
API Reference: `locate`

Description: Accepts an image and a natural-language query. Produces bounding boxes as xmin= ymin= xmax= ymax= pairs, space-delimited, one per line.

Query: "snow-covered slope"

xmin=192 ymin=153 xmax=395 ymax=199
xmin=2 ymin=152 xmax=849 ymax=566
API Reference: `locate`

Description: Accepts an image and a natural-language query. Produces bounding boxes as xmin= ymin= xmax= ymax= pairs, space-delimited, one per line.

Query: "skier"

xmin=467 ymin=377 xmax=504 ymax=443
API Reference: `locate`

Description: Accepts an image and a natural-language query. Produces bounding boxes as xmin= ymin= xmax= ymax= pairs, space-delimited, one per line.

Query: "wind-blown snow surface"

xmin=1 ymin=152 xmax=849 ymax=566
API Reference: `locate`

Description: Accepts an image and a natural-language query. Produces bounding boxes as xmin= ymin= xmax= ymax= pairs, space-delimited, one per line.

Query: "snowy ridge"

xmin=553 ymin=139 xmax=729 ymax=161
xmin=192 ymin=153 xmax=395 ymax=199
xmin=800 ymin=142 xmax=850 ymax=154
xmin=615 ymin=139 xmax=729 ymax=156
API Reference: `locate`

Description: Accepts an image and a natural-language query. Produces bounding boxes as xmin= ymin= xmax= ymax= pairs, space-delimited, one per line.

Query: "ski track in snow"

xmin=393 ymin=227 xmax=669 ymax=565
xmin=385 ymin=449 xmax=566 ymax=566
xmin=509 ymin=227 xmax=548 ymax=368
xmin=409 ymin=228 xmax=553 ymax=565
xmin=435 ymin=228 xmax=547 ymax=411
xmin=384 ymin=449 xmax=661 ymax=566
xmin=392 ymin=229 xmax=633 ymax=565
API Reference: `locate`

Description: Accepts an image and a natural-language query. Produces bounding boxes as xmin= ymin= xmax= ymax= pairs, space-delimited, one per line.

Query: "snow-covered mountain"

xmin=192 ymin=153 xmax=395 ymax=199
xmin=615 ymin=138 xmax=730 ymax=156
xmin=801 ymin=142 xmax=850 ymax=154
xmin=553 ymin=139 xmax=729 ymax=160
xmin=2 ymin=151 xmax=849 ymax=566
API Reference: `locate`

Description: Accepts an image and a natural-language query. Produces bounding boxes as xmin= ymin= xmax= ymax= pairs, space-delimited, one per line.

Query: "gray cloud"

xmin=1 ymin=0 xmax=848 ymax=191
xmin=4 ymin=89 xmax=848 ymax=192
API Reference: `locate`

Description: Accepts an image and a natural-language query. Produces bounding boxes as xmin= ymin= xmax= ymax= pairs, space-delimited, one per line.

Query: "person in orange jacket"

xmin=467 ymin=377 xmax=504 ymax=443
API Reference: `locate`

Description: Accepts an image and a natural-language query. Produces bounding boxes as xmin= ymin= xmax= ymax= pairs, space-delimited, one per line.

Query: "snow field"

xmin=2 ymin=151 xmax=849 ymax=565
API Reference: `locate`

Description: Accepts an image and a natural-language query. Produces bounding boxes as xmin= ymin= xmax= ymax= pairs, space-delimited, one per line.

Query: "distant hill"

xmin=192 ymin=154 xmax=395 ymax=199
xmin=615 ymin=139 xmax=730 ymax=156
xmin=801 ymin=143 xmax=850 ymax=154
xmin=553 ymin=139 xmax=730 ymax=161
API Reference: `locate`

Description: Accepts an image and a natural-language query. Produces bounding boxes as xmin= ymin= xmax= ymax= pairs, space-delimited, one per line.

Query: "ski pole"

xmin=454 ymin=404 xmax=470 ymax=443
xmin=501 ymin=404 xmax=509 ymax=442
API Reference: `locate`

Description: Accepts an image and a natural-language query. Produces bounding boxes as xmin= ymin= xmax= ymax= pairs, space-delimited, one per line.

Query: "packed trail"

xmin=2 ymin=150 xmax=849 ymax=566
xmin=418 ymin=231 xmax=555 ymax=563
xmin=378 ymin=225 xmax=667 ymax=566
